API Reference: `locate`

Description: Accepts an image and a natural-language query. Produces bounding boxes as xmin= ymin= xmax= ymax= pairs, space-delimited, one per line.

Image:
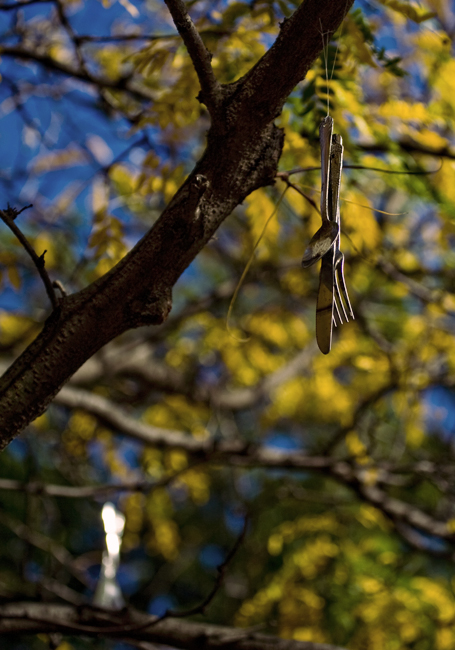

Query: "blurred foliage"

xmin=2 ymin=0 xmax=455 ymax=649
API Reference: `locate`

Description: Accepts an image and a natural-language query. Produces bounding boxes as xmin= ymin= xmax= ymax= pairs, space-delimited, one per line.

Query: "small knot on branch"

xmin=38 ymin=250 xmax=47 ymax=267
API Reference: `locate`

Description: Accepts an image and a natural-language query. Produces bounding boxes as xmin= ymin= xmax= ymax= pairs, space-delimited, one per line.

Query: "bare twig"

xmin=0 ymin=465 xmax=197 ymax=499
xmin=52 ymin=280 xmax=67 ymax=297
xmin=378 ymin=259 xmax=442 ymax=305
xmin=55 ymin=0 xmax=88 ymax=75
xmin=102 ymin=513 xmax=249 ymax=637
xmin=163 ymin=0 xmax=221 ymax=112
xmin=0 ymin=45 xmax=152 ymax=102
xmin=38 ymin=578 xmax=85 ymax=606
xmin=0 ymin=0 xmax=47 ymax=8
xmin=0 ymin=511 xmax=92 ymax=587
xmin=279 ymin=174 xmax=320 ymax=213
xmin=358 ymin=139 xmax=455 ymax=160
xmin=166 ymin=513 xmax=248 ymax=618
xmin=76 ymin=29 xmax=231 ymax=43
xmin=278 ymin=162 xmax=442 ymax=178
xmin=0 ymin=205 xmax=58 ymax=309
xmin=344 ymin=161 xmax=443 ymax=175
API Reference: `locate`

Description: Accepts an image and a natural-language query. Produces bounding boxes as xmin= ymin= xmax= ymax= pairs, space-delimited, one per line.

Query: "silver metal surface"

xmin=93 ymin=502 xmax=125 ymax=610
xmin=302 ymin=121 xmax=354 ymax=354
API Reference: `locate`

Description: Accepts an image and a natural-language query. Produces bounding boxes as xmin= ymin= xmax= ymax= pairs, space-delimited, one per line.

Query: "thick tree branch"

xmin=228 ymin=0 xmax=354 ymax=128
xmin=0 ymin=601 xmax=348 ymax=650
xmin=55 ymin=386 xmax=212 ymax=451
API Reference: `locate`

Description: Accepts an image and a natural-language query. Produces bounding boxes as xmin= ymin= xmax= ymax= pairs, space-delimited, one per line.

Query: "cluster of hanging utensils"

xmin=301 ymin=116 xmax=354 ymax=355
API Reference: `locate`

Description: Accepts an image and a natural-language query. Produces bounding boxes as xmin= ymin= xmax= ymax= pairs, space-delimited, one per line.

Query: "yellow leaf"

xmin=118 ymin=0 xmax=139 ymax=17
xmin=7 ymin=265 xmax=21 ymax=290
xmin=0 ymin=312 xmax=33 ymax=345
xmin=55 ymin=642 xmax=73 ymax=650
xmin=268 ymin=533 xmax=283 ymax=556
xmin=32 ymin=146 xmax=88 ymax=173
xmin=179 ymin=469 xmax=210 ymax=505
xmin=379 ymin=0 xmax=436 ymax=23
xmin=166 ymin=449 xmax=188 ymax=472
xmin=345 ymin=431 xmax=367 ymax=458
xmin=149 ymin=519 xmax=180 ymax=561
xmin=378 ymin=100 xmax=430 ymax=123
xmin=33 ymin=413 xmax=49 ymax=431
xmin=245 ymin=189 xmax=280 ymax=260
xmin=341 ymin=190 xmax=381 ymax=252
xmin=48 ymin=44 xmax=74 ymax=66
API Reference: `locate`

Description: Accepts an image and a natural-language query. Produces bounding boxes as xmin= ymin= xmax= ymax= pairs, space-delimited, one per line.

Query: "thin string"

xmin=295 ymin=182 xmax=407 ymax=216
xmin=320 ymin=8 xmax=346 ymax=117
xmin=320 ymin=19 xmax=330 ymax=117
xmin=226 ymin=187 xmax=288 ymax=342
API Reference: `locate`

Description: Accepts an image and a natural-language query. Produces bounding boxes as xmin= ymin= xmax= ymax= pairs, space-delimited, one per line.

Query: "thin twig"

xmin=163 ymin=0 xmax=220 ymax=111
xmin=166 ymin=513 xmax=249 ymax=618
xmin=52 ymin=280 xmax=67 ymax=297
xmin=0 ymin=205 xmax=59 ymax=309
xmin=55 ymin=0 xmax=88 ymax=75
xmin=124 ymin=513 xmax=250 ymax=635
xmin=0 ymin=464 xmax=199 ymax=499
xmin=0 ymin=0 xmax=49 ymax=8
xmin=279 ymin=175 xmax=319 ymax=212
xmin=76 ymin=29 xmax=231 ymax=43
xmin=344 ymin=161 xmax=442 ymax=175
xmin=0 ymin=511 xmax=92 ymax=587
xmin=278 ymin=161 xmax=442 ymax=177
xmin=0 ymin=45 xmax=150 ymax=102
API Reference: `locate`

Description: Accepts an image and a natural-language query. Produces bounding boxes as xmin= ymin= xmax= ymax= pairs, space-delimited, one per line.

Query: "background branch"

xmin=0 ymin=602 xmax=349 ymax=650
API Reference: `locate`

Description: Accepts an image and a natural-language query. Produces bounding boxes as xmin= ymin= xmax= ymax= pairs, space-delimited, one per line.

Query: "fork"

xmin=329 ymin=134 xmax=354 ymax=327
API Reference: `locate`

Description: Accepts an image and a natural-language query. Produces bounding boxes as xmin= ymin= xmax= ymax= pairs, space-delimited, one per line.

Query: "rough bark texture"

xmin=0 ymin=0 xmax=353 ymax=449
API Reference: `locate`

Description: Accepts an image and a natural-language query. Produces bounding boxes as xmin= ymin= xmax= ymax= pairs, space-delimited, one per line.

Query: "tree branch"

xmin=50 ymin=387 xmax=455 ymax=547
xmin=66 ymin=339 xmax=319 ymax=412
xmin=0 ymin=470 xmax=183 ymax=498
xmin=163 ymin=514 xmax=248 ymax=620
xmin=0 ymin=511 xmax=93 ymax=587
xmin=0 ymin=45 xmax=154 ymax=102
xmin=0 ymin=205 xmax=58 ymax=309
xmin=230 ymin=0 xmax=354 ymax=128
xmin=163 ymin=0 xmax=221 ymax=113
xmin=357 ymin=139 xmax=455 ymax=160
xmin=0 ymin=601 xmax=349 ymax=650
xmin=0 ymin=0 xmax=49 ymax=8
xmin=55 ymin=386 xmax=211 ymax=452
